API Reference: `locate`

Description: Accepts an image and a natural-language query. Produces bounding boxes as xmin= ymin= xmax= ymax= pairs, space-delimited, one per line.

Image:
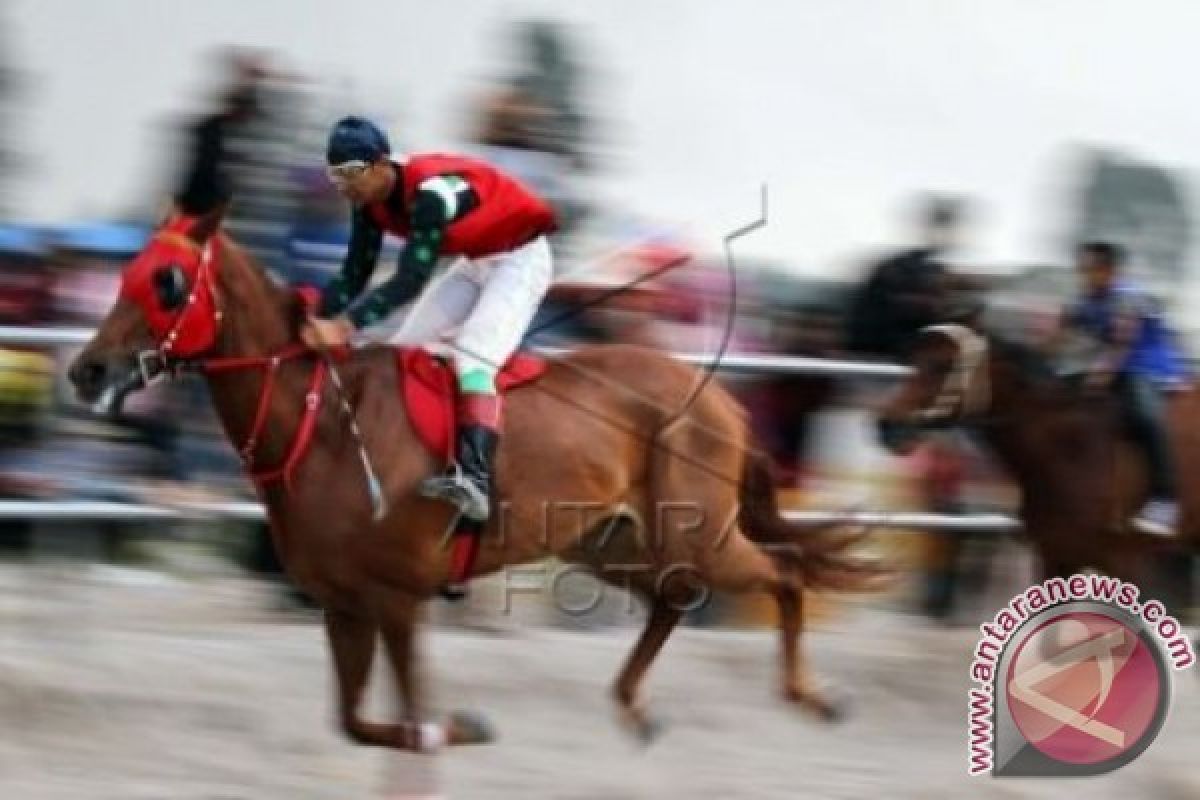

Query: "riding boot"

xmin=427 ymin=394 xmax=501 ymax=600
xmin=420 ymin=393 xmax=501 ymax=522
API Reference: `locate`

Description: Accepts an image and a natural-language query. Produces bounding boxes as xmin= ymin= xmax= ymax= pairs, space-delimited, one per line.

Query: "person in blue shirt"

xmin=1065 ymin=241 xmax=1190 ymax=535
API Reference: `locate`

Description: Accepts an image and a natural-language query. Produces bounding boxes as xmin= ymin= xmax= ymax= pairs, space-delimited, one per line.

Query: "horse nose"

xmin=68 ymin=355 xmax=108 ymax=400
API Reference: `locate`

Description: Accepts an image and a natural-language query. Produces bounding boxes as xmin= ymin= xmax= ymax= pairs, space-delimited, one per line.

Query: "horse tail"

xmin=738 ymin=448 xmax=890 ymax=592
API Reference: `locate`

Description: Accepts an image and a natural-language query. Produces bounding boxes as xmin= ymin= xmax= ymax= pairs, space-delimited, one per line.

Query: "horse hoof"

xmin=447 ymin=710 xmax=496 ymax=745
xmin=619 ymin=709 xmax=666 ymax=746
xmin=786 ymin=686 xmax=851 ymax=723
xmin=439 ymin=582 xmax=469 ymax=602
xmin=813 ymin=691 xmax=851 ymax=724
xmin=634 ymin=715 xmax=665 ymax=746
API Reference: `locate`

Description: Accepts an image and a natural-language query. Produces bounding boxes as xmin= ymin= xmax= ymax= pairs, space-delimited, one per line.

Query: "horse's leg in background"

xmin=612 ymin=595 xmax=682 ymax=744
xmin=376 ymin=590 xmax=495 ymax=749
xmin=776 ymin=577 xmax=844 ymax=721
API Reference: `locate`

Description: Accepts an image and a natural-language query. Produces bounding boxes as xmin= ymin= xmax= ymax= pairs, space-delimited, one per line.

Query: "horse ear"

xmin=186 ymin=203 xmax=228 ymax=245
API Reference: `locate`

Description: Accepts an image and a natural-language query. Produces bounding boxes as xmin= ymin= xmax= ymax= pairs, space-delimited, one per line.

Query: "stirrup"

xmin=420 ymin=464 xmax=490 ymax=521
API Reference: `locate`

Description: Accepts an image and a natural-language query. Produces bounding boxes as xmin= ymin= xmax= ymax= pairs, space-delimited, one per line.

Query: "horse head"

xmin=68 ymin=207 xmax=295 ymax=415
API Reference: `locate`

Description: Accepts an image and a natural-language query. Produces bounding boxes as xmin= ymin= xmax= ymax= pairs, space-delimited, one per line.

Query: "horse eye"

xmin=153 ymin=264 xmax=189 ymax=311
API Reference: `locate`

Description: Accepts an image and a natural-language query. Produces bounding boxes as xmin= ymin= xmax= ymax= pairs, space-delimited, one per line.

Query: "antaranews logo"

xmin=968 ymin=574 xmax=1195 ymax=777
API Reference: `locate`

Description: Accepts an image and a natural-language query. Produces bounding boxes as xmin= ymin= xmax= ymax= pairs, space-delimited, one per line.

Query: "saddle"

xmin=397 ymin=347 xmax=546 ymax=464
xmin=293 ymin=283 xmax=548 ymax=463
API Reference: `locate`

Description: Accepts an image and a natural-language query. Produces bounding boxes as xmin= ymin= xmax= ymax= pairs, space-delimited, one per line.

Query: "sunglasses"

xmin=326 ymin=161 xmax=371 ymax=185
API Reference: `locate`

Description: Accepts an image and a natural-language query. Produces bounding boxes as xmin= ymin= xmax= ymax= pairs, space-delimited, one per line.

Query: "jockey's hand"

xmin=301 ymin=316 xmax=355 ymax=349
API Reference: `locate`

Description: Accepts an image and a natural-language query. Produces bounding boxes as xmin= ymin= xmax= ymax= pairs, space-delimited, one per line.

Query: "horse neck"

xmin=978 ymin=356 xmax=1107 ymax=500
xmin=202 ymin=239 xmax=314 ymax=470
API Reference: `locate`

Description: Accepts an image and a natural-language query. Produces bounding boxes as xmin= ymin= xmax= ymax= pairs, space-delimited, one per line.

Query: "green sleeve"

xmin=319 ymin=209 xmax=384 ymax=317
xmin=346 ymin=190 xmax=448 ymax=328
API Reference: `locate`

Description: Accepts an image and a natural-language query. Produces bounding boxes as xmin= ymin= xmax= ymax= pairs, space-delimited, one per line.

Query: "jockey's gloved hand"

xmin=302 ymin=316 xmax=355 ymax=349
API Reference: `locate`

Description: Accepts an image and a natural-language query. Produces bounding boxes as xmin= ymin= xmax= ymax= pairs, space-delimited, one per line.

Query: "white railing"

xmin=0 ymin=499 xmax=1019 ymax=532
xmin=782 ymin=509 xmax=1019 ymax=532
xmin=0 ymin=499 xmax=266 ymax=521
xmin=7 ymin=326 xmax=912 ymax=378
xmin=0 ymin=325 xmax=1014 ymax=532
xmin=0 ymin=326 xmax=93 ymax=346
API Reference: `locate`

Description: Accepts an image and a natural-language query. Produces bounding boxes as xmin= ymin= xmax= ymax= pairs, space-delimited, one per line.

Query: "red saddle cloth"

xmin=398 ymin=348 xmax=547 ymax=463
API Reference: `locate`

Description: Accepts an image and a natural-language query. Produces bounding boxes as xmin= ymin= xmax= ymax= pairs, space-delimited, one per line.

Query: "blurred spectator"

xmin=173 ymin=49 xmax=268 ymax=215
xmin=0 ymin=225 xmax=53 ymax=448
xmin=281 ymin=165 xmax=353 ymax=288
xmin=472 ymin=20 xmax=594 ymax=243
xmin=0 ymin=225 xmax=51 ymax=550
xmin=171 ymin=48 xmax=305 ymax=274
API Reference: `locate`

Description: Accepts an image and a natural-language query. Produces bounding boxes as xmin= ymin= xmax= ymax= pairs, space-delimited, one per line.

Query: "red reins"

xmin=199 ymin=344 xmax=333 ymax=491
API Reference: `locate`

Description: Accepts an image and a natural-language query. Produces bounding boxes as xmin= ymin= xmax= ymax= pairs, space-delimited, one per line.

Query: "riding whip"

xmin=309 ymin=330 xmax=388 ymax=522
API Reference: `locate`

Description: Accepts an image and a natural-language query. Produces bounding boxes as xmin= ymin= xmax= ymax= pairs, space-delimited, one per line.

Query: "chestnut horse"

xmin=68 ymin=210 xmax=881 ymax=752
xmin=877 ymin=324 xmax=1200 ymax=585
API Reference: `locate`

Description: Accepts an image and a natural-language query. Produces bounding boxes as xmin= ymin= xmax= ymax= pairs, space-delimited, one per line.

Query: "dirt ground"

xmin=0 ymin=563 xmax=1197 ymax=800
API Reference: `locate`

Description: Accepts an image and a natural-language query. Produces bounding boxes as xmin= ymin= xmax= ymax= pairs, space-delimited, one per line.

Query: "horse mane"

xmin=219 ymin=232 xmax=311 ymax=345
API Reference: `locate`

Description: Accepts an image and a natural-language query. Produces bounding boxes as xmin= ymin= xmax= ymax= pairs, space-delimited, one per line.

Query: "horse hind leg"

xmin=774 ymin=577 xmax=847 ymax=722
xmin=606 ymin=407 xmax=784 ymax=741
xmin=610 ymin=590 xmax=682 ymax=745
xmin=566 ymin=513 xmax=684 ymax=744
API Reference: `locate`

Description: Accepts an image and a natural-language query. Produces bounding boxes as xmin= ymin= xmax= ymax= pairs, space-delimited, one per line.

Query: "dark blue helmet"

xmin=326 ymin=116 xmax=391 ymax=165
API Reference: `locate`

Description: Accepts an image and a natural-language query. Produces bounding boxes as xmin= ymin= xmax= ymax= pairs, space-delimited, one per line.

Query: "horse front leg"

xmin=376 ymin=590 xmax=495 ymax=749
xmin=324 ymin=607 xmax=413 ymax=749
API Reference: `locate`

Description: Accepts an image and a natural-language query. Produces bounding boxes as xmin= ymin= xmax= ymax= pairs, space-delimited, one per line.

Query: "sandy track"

xmin=0 ymin=566 xmax=1196 ymax=799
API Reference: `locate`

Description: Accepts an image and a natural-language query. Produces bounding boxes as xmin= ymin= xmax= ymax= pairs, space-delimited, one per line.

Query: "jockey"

xmin=300 ymin=116 xmax=557 ymax=522
xmin=1065 ymin=241 xmax=1189 ymax=536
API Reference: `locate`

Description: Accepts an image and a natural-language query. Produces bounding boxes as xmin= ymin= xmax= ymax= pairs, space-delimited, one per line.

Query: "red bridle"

xmin=119 ymin=220 xmax=224 ymax=362
xmin=117 ymin=216 xmax=332 ymax=490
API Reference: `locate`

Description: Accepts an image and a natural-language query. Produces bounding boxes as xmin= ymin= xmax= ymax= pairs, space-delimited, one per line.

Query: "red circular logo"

xmin=1006 ymin=612 xmax=1163 ymax=765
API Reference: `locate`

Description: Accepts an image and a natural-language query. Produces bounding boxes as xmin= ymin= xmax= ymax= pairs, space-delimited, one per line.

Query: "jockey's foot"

xmin=1132 ymin=497 xmax=1179 ymax=537
xmin=439 ymin=580 xmax=469 ymax=602
xmin=419 ymin=425 xmax=497 ymax=522
xmin=421 ymin=463 xmax=490 ymax=520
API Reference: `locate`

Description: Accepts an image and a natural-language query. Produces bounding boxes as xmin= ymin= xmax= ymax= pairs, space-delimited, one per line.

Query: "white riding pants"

xmin=367 ymin=235 xmax=553 ymax=382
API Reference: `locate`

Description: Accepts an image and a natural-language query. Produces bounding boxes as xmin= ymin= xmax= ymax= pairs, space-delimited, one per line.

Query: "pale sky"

xmin=7 ymin=0 xmax=1200 ymax=278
